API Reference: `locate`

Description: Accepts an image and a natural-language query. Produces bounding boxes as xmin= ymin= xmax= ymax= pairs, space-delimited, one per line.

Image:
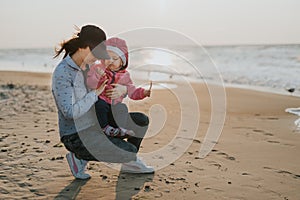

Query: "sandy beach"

xmin=0 ymin=70 xmax=299 ymax=200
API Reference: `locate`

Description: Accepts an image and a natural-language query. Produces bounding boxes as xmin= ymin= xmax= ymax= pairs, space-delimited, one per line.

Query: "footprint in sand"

xmin=277 ymin=170 xmax=300 ymax=180
xmin=294 ymin=174 xmax=300 ymax=179
xmin=253 ymin=129 xmax=274 ymax=136
xmin=241 ymin=172 xmax=251 ymax=176
xmin=216 ymin=152 xmax=236 ymax=161
xmin=232 ymin=126 xmax=255 ymax=130
xmin=253 ymin=129 xmax=264 ymax=133
xmin=266 ymin=117 xmax=279 ymax=120
xmin=264 ymin=133 xmax=273 ymax=136
xmin=204 ymin=187 xmax=224 ymax=192
xmin=210 ymin=163 xmax=222 ymax=169
xmin=267 ymin=140 xmax=280 ymax=144
xmin=264 ymin=167 xmax=300 ymax=180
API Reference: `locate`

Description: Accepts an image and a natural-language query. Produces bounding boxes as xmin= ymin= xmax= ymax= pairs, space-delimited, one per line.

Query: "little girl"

xmin=86 ymin=37 xmax=151 ymax=139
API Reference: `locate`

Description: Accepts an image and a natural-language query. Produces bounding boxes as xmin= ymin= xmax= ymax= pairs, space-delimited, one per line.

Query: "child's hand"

xmin=95 ymin=67 xmax=105 ymax=77
xmin=144 ymin=89 xmax=151 ymax=97
xmin=144 ymin=81 xmax=152 ymax=97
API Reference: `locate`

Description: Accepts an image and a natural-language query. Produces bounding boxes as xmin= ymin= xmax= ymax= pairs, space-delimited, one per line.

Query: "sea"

xmin=0 ymin=44 xmax=299 ymax=97
xmin=0 ymin=44 xmax=299 ymax=128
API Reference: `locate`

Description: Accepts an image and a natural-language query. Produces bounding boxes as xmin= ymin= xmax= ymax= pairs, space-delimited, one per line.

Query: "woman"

xmin=52 ymin=24 xmax=154 ymax=180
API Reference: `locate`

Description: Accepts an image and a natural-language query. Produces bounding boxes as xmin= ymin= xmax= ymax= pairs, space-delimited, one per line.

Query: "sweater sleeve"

xmin=52 ymin=67 xmax=98 ymax=120
xmin=86 ymin=64 xmax=105 ymax=89
xmin=123 ymin=73 xmax=146 ymax=100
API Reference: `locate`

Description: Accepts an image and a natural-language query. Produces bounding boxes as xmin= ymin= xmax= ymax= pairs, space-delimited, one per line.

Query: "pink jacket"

xmin=86 ymin=63 xmax=146 ymax=105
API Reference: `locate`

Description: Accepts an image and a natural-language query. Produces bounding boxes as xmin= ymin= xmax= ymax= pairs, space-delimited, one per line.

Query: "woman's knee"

xmin=108 ymin=137 xmax=138 ymax=153
xmin=130 ymin=112 xmax=149 ymax=126
xmin=112 ymin=103 xmax=128 ymax=114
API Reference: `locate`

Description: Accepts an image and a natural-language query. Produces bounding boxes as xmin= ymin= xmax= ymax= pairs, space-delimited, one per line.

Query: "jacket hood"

xmin=105 ymin=37 xmax=129 ymax=70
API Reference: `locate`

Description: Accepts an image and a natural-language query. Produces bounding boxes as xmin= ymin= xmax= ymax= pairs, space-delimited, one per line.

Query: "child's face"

xmin=104 ymin=50 xmax=123 ymax=72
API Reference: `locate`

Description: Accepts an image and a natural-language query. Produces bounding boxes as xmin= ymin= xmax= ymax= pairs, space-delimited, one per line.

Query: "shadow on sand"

xmin=53 ymin=179 xmax=89 ymax=199
xmin=54 ymin=172 xmax=154 ymax=199
xmin=115 ymin=172 xmax=154 ymax=200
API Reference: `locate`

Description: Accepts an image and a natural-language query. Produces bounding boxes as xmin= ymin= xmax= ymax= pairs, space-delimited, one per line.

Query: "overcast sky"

xmin=0 ymin=0 xmax=299 ymax=48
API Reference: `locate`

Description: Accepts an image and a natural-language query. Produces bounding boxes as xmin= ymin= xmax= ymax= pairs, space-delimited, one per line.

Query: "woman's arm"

xmin=52 ymin=68 xmax=106 ymax=120
xmin=86 ymin=64 xmax=106 ymax=89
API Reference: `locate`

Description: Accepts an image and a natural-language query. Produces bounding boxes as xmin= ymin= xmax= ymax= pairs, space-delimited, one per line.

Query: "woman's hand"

xmin=94 ymin=79 xmax=108 ymax=96
xmin=106 ymin=84 xmax=127 ymax=99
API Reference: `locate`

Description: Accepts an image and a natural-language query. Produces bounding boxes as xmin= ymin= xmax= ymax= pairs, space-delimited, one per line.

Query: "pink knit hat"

xmin=105 ymin=37 xmax=128 ymax=67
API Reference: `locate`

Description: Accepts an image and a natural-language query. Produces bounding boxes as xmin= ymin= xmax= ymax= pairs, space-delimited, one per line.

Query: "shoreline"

xmin=0 ymin=70 xmax=298 ymax=99
xmin=0 ymin=70 xmax=52 ymax=86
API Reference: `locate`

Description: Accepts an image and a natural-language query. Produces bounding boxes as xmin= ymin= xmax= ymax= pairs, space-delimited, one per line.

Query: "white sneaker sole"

xmin=66 ymin=153 xmax=91 ymax=180
xmin=121 ymin=165 xmax=155 ymax=174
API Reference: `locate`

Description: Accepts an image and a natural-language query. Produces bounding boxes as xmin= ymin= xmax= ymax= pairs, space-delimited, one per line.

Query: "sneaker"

xmin=119 ymin=127 xmax=135 ymax=137
xmin=121 ymin=157 xmax=154 ymax=174
xmin=103 ymin=125 xmax=118 ymax=136
xmin=66 ymin=152 xmax=91 ymax=180
xmin=103 ymin=125 xmax=135 ymax=137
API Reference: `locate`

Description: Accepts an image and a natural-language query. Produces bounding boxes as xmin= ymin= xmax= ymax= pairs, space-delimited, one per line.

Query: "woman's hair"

xmin=54 ymin=25 xmax=107 ymax=59
xmin=54 ymin=35 xmax=84 ymax=59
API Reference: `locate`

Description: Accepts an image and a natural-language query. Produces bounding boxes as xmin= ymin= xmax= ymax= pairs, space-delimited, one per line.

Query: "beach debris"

xmin=100 ymin=174 xmax=108 ymax=180
xmin=46 ymin=128 xmax=55 ymax=133
xmin=0 ymin=92 xmax=9 ymax=100
xmin=50 ymin=156 xmax=64 ymax=161
xmin=53 ymin=142 xmax=64 ymax=148
xmin=227 ymin=156 xmax=236 ymax=161
xmin=164 ymin=179 xmax=175 ymax=184
xmin=44 ymin=140 xmax=51 ymax=144
xmin=241 ymin=172 xmax=250 ymax=176
xmin=144 ymin=185 xmax=151 ymax=192
xmin=1 ymin=83 xmax=16 ymax=90
xmin=285 ymin=87 xmax=295 ymax=95
xmin=20 ymin=148 xmax=28 ymax=154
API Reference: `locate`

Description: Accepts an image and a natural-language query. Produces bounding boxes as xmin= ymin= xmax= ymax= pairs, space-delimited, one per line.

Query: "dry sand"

xmin=0 ymin=70 xmax=299 ymax=200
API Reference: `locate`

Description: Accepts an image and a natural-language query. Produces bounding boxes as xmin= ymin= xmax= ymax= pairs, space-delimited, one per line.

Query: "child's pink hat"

xmin=105 ymin=37 xmax=128 ymax=67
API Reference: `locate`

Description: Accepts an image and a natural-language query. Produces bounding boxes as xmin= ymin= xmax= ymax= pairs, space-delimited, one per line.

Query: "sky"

xmin=0 ymin=0 xmax=299 ymax=49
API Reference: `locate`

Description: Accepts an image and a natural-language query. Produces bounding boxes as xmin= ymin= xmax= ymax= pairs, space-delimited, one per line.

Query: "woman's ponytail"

xmin=54 ymin=37 xmax=82 ymax=59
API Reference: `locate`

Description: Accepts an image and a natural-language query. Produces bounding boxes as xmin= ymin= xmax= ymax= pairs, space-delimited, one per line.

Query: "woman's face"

xmin=81 ymin=47 xmax=98 ymax=65
xmin=104 ymin=50 xmax=123 ymax=72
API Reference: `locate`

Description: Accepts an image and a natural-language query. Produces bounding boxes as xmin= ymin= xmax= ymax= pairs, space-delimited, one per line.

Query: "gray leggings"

xmin=61 ymin=112 xmax=149 ymax=163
